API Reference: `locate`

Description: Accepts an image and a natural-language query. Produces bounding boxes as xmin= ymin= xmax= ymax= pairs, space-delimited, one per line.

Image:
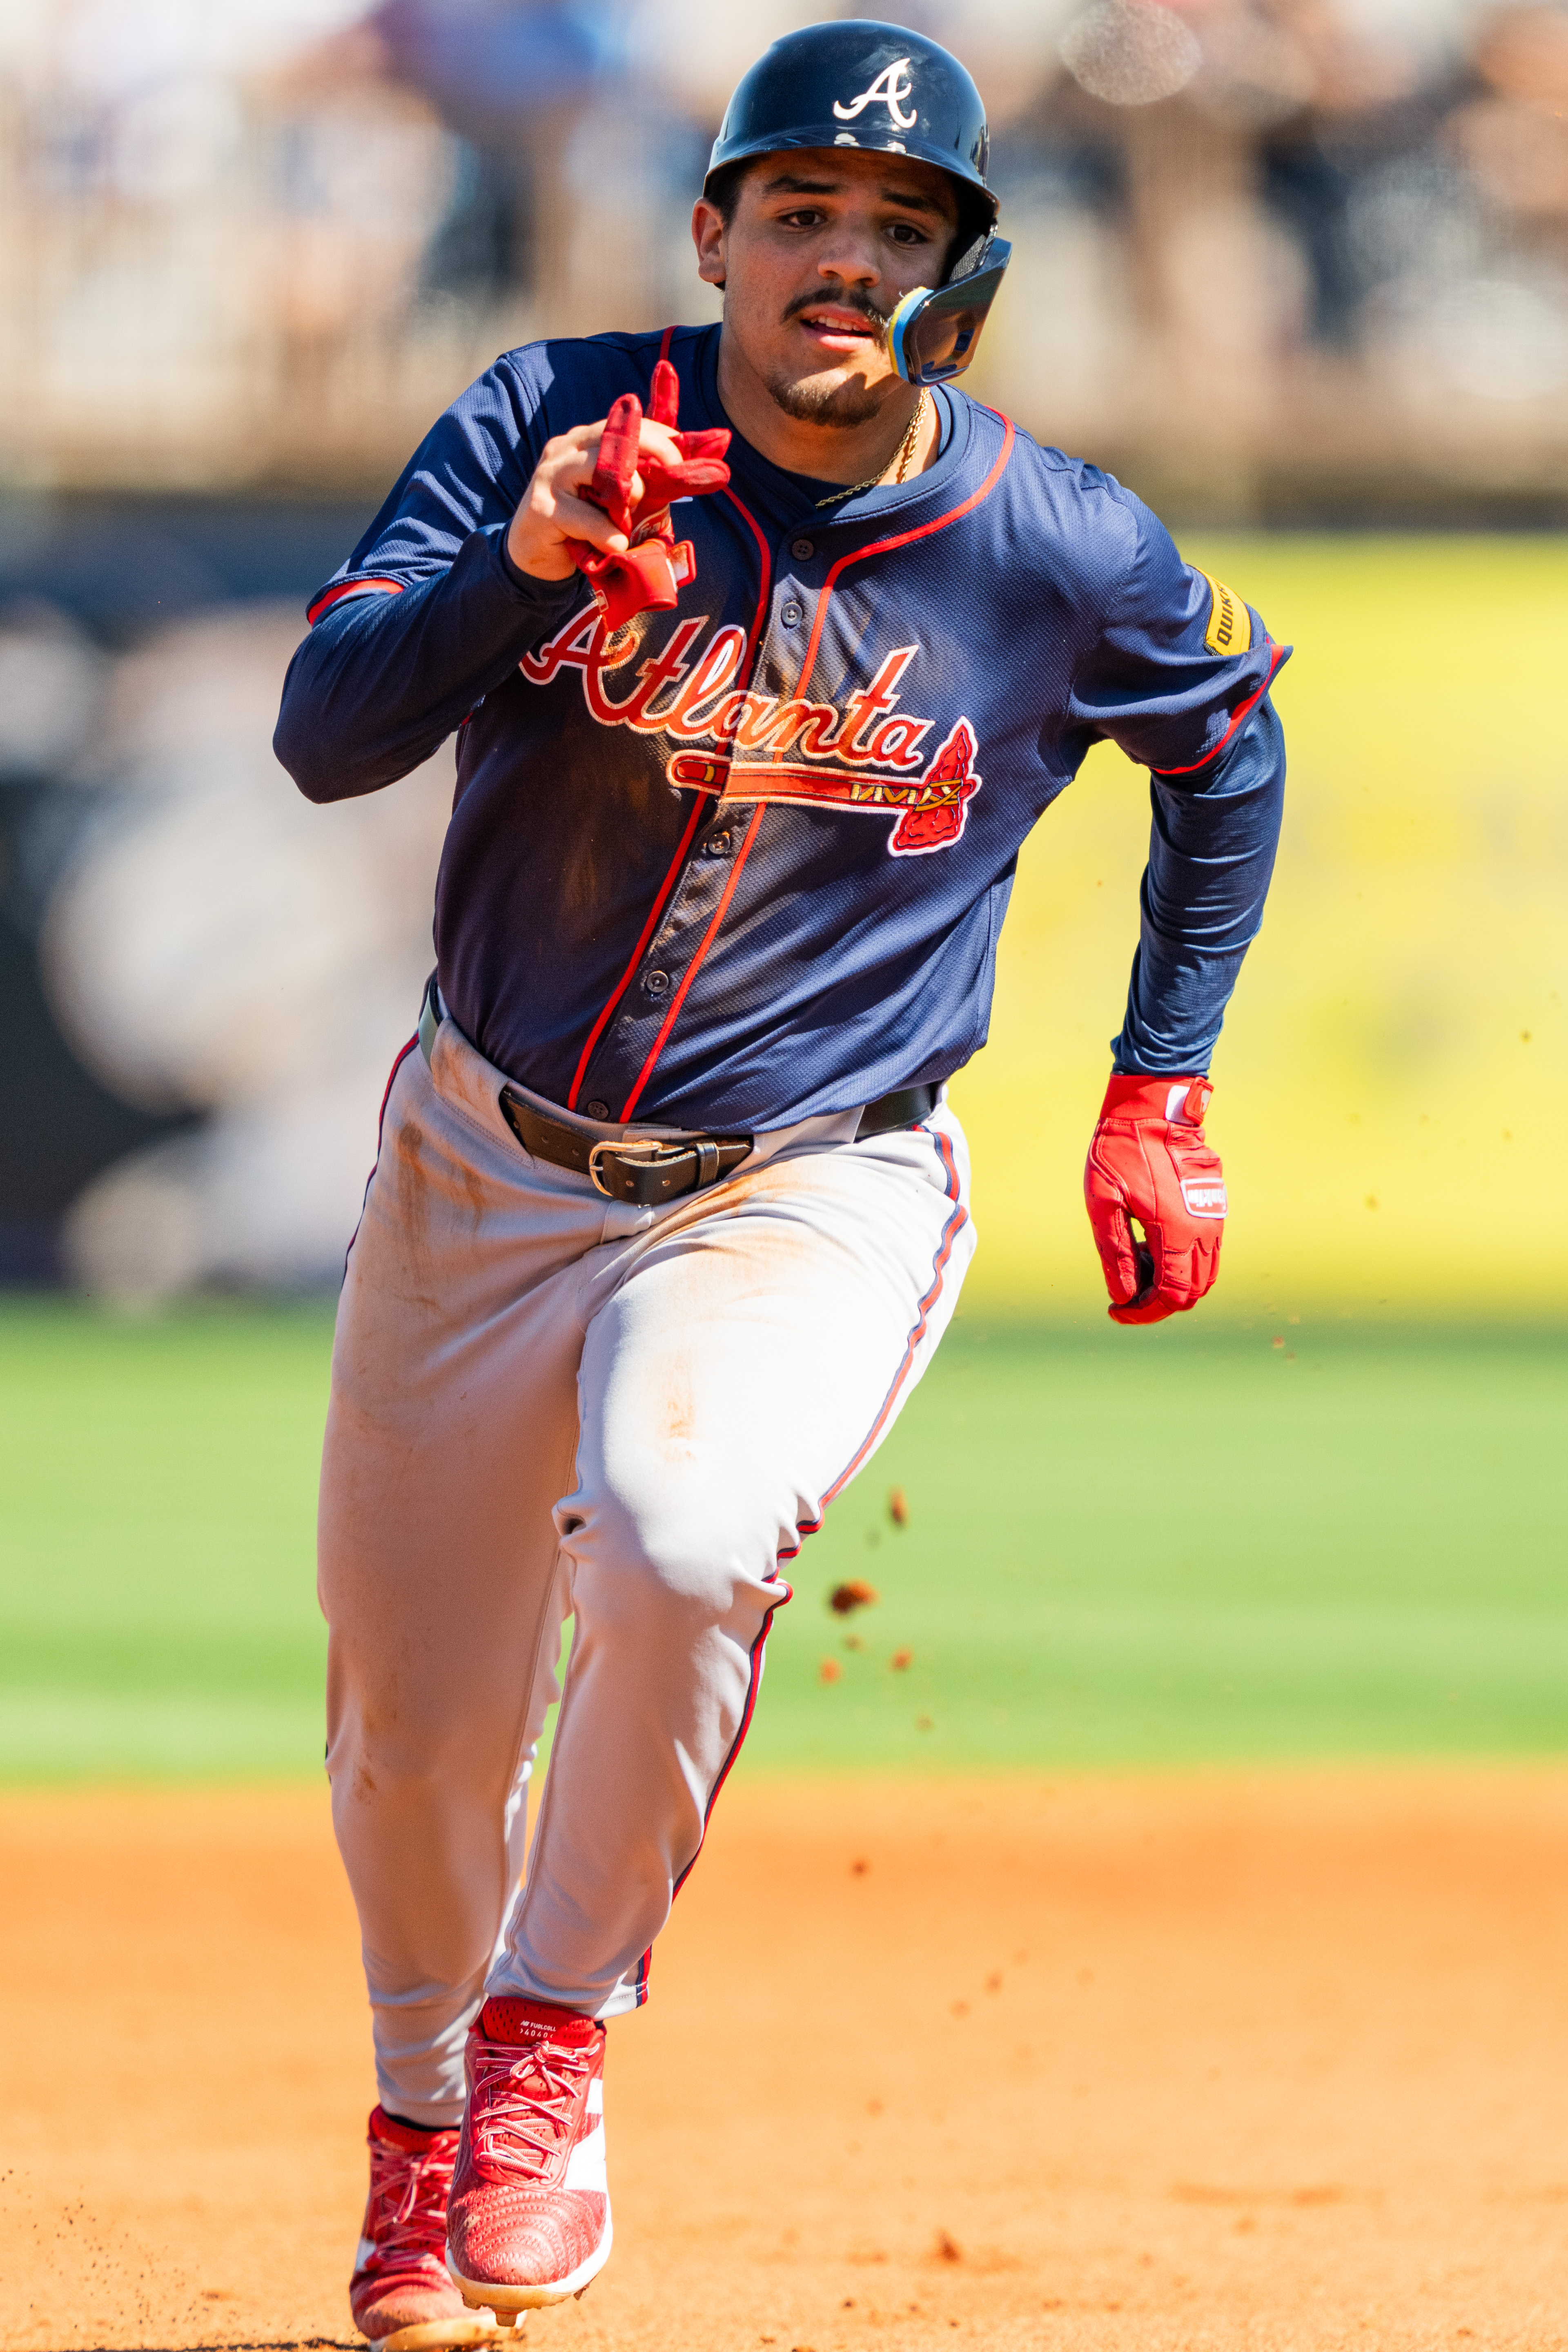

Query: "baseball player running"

xmin=275 ymin=18 xmax=1286 ymax=2340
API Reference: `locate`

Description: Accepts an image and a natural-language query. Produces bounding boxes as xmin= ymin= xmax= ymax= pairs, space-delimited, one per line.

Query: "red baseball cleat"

xmin=350 ymin=2106 xmax=468 ymax=2341
xmin=445 ymin=1997 xmax=611 ymax=2310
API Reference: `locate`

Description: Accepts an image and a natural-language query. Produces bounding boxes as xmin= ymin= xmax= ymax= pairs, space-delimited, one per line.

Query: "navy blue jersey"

xmin=275 ymin=322 xmax=1287 ymax=1131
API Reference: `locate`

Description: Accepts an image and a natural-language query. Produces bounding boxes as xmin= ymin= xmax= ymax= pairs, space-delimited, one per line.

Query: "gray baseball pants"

xmin=318 ymin=1007 xmax=973 ymax=2124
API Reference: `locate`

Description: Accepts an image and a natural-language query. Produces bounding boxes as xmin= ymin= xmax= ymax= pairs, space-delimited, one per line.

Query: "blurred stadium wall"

xmin=0 ymin=0 xmax=1564 ymax=1313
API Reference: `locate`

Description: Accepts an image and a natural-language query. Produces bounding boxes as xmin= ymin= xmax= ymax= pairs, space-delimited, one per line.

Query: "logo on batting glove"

xmin=1083 ymin=1072 xmax=1226 ymax=1325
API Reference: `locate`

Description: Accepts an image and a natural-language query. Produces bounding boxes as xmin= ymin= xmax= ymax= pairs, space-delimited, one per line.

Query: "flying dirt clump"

xmin=888 ymin=1487 xmax=909 ymax=1527
xmin=830 ymin=1579 xmax=879 ymax=1615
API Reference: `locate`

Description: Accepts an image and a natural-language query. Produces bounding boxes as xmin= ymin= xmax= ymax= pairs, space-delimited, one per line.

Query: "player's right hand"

xmin=1083 ymin=1074 xmax=1228 ymax=1325
xmin=506 ymin=415 xmax=677 ymax=583
xmin=506 ymin=368 xmax=730 ymax=593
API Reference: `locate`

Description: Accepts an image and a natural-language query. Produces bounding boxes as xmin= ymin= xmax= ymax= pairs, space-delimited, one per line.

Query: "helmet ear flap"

xmin=886 ymin=236 xmax=1011 ymax=384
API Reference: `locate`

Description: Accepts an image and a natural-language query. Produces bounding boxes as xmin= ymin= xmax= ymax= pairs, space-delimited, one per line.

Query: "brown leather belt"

xmin=421 ymin=975 xmax=939 ymax=1210
xmin=498 ymin=1082 xmax=941 ymax=1209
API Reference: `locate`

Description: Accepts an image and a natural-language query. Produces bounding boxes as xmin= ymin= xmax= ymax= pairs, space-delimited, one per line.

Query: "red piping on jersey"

xmin=599 ymin=481 xmax=772 ymax=1124
xmin=616 ymin=801 xmax=765 ymax=1123
xmin=785 ymin=412 xmax=1016 ymax=725
xmin=721 ymin=487 xmax=773 ymax=679
xmin=1153 ymin=638 xmax=1286 ymax=777
xmin=307 ymin=576 xmax=405 ymax=626
xmin=565 ymin=797 xmax=705 ymax=1111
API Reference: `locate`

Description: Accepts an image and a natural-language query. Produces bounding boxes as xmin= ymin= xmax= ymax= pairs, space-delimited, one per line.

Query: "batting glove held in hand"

xmin=569 ymin=362 xmax=731 ymax=632
xmin=1084 ymin=1074 xmax=1227 ymax=1325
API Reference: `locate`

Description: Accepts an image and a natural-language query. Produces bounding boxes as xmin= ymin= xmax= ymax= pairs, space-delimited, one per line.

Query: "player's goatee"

xmin=764 ymin=370 xmax=889 ymax=427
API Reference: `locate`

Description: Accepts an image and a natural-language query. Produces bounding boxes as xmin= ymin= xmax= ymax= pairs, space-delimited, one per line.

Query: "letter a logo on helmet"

xmin=833 ymin=57 xmax=918 ymax=128
xmin=706 ymin=21 xmax=997 ymax=224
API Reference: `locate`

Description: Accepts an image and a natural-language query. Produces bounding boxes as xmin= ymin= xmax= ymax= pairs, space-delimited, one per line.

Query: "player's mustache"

xmin=781 ymin=290 xmax=891 ymax=330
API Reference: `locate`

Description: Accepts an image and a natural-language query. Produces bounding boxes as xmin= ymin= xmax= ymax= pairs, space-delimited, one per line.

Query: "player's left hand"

xmin=1083 ymin=1074 xmax=1227 ymax=1325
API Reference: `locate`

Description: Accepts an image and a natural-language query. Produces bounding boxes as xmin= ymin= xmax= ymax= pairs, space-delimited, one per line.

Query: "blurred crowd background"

xmin=1 ymin=0 xmax=1564 ymax=1306
xmin=8 ymin=0 xmax=1568 ymax=503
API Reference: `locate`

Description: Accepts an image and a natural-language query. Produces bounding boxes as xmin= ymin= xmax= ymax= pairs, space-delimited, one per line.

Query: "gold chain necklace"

xmin=814 ymin=392 xmax=928 ymax=508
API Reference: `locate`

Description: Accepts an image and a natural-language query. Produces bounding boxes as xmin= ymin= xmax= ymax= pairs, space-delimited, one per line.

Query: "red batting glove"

xmin=580 ymin=391 xmax=641 ymax=536
xmin=571 ymin=530 xmax=688 ymax=633
xmin=567 ymin=370 xmax=731 ymax=631
xmin=568 ymin=393 xmax=664 ymax=630
xmin=1083 ymin=1074 xmax=1227 ymax=1325
xmin=647 ymin=356 xmax=681 ymax=431
xmin=635 ymin=358 xmax=731 ymax=508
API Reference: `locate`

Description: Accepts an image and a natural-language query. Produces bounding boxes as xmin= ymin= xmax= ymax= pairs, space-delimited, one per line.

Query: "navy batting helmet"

xmin=705 ymin=20 xmax=997 ymax=227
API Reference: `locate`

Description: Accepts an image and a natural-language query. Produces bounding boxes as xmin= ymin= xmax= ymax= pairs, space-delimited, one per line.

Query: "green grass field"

xmin=2 ymin=1302 xmax=1562 ymax=1782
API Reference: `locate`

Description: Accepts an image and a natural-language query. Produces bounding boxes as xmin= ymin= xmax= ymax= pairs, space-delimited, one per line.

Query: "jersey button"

xmin=584 ymin=1100 xmax=611 ymax=1122
xmin=790 ymin=537 xmax=814 ymax=561
xmin=780 ymin=599 xmax=803 ymax=627
xmin=703 ymin=830 xmax=732 ymax=856
xmin=642 ymin=969 xmax=670 ymax=997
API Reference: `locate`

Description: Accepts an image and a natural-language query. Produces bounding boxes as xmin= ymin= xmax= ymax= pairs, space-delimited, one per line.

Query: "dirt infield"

xmin=4 ymin=1772 xmax=1568 ymax=2352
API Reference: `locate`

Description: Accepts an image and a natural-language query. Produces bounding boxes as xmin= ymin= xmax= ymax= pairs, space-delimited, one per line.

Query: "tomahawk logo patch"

xmin=886 ymin=719 xmax=981 ymax=854
xmin=833 ymin=58 xmax=917 ymax=128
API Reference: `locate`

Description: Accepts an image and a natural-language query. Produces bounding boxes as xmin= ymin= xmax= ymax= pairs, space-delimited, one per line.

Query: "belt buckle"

xmin=586 ymin=1136 xmax=678 ymax=1201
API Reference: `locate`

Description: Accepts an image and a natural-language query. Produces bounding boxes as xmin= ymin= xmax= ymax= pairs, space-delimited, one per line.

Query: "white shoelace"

xmin=369 ymin=2138 xmax=454 ymax=2252
xmin=469 ymin=2039 xmax=589 ymax=2181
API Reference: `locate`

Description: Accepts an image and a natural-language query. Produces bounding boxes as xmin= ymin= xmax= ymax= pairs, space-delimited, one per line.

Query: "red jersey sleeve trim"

xmin=306 ymin=576 xmax=406 ymax=626
xmin=1152 ymin=639 xmax=1285 ymax=778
